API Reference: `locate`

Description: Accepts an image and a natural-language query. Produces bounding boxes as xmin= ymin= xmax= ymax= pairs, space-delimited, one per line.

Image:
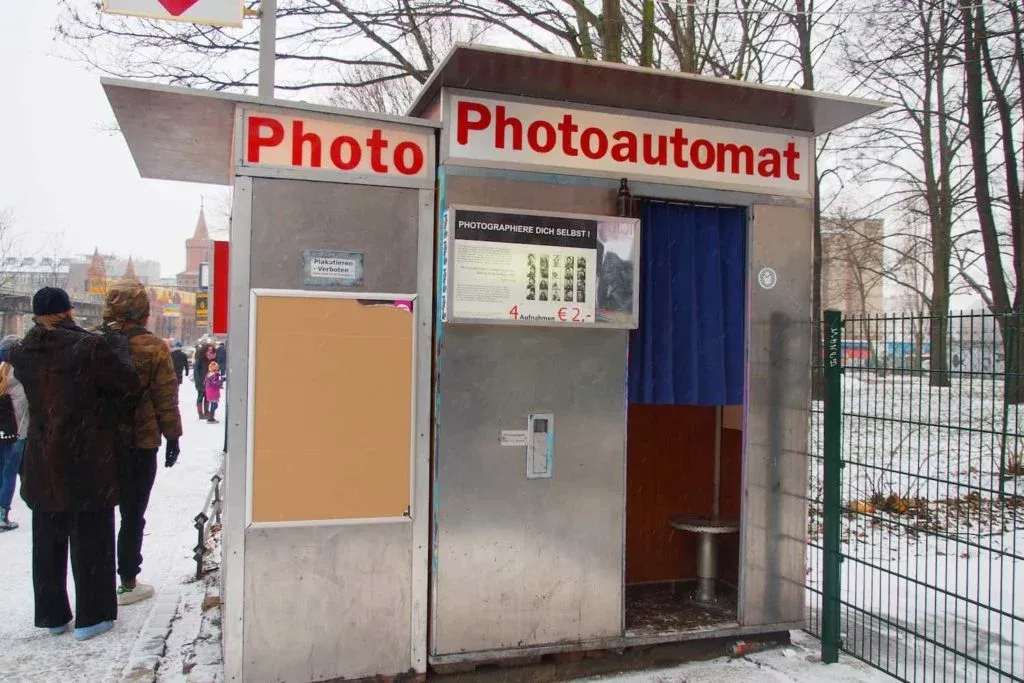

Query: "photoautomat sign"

xmin=446 ymin=207 xmax=640 ymax=328
xmin=240 ymin=110 xmax=432 ymax=181
xmin=447 ymin=94 xmax=812 ymax=196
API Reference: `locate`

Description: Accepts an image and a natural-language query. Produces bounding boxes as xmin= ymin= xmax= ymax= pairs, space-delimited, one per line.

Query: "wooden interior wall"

xmin=718 ymin=427 xmax=743 ymax=586
xmin=625 ymin=404 xmax=743 ymax=585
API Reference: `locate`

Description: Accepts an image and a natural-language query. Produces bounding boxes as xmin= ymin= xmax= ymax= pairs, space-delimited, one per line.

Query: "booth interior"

xmin=624 ymin=199 xmax=747 ymax=636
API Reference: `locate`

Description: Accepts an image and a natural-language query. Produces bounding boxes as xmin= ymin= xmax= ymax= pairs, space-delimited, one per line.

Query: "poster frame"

xmin=443 ymin=204 xmax=641 ymax=329
xmin=245 ymin=288 xmax=419 ymax=529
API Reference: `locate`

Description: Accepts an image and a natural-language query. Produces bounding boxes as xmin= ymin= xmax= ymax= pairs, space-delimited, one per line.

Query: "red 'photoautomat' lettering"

xmin=453 ymin=99 xmax=806 ymax=185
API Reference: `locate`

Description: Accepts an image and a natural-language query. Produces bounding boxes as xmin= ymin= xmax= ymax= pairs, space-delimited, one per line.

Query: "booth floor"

xmin=624 ymin=583 xmax=737 ymax=637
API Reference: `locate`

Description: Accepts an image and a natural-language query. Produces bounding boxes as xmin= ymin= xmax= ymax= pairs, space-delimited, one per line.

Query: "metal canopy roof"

xmin=407 ymin=44 xmax=885 ymax=135
xmin=102 ymin=79 xmax=440 ymax=186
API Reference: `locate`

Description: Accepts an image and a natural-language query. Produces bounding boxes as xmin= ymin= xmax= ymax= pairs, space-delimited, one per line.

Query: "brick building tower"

xmin=177 ymin=204 xmax=213 ymax=290
xmin=86 ymin=247 xmax=108 ymax=299
xmin=123 ymin=257 xmax=137 ymax=281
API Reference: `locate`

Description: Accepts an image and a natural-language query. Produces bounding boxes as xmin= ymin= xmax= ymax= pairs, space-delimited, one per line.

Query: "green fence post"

xmin=821 ymin=309 xmax=843 ymax=664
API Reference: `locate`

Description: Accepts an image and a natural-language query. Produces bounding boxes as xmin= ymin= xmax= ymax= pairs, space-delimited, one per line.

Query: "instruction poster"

xmin=448 ymin=208 xmax=638 ymax=327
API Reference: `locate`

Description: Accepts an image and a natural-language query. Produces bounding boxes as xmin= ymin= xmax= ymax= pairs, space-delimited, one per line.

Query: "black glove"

xmin=165 ymin=438 xmax=181 ymax=468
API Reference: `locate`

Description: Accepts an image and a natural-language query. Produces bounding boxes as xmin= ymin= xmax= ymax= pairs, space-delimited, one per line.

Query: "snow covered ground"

xmin=7 ymin=371 xmax=1012 ymax=683
xmin=0 ymin=383 xmax=224 ymax=683
xmin=576 ymin=631 xmax=896 ymax=683
xmin=807 ymin=372 xmax=1024 ymax=683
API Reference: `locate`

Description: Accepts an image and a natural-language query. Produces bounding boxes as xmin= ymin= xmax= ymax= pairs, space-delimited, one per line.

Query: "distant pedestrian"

xmin=1 ymin=287 xmax=139 ymax=641
xmin=170 ymin=342 xmax=189 ymax=385
xmin=101 ymin=279 xmax=183 ymax=607
xmin=215 ymin=342 xmax=227 ymax=378
xmin=0 ymin=351 xmax=28 ymax=531
xmin=193 ymin=343 xmax=214 ymax=419
xmin=204 ymin=361 xmax=223 ymax=424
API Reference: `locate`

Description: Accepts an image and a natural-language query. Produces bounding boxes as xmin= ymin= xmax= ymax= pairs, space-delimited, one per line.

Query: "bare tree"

xmin=39 ymin=230 xmax=70 ymax=290
xmin=0 ymin=209 xmax=18 ymax=294
xmin=821 ymin=213 xmax=886 ymax=322
xmin=752 ymin=0 xmax=851 ymax=398
xmin=842 ymin=0 xmax=972 ymax=388
xmin=57 ymin=0 xmax=811 ymax=101
xmin=958 ymin=0 xmax=1024 ymax=402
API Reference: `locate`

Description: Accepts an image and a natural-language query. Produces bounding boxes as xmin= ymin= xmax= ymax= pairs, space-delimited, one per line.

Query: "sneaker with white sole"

xmin=117 ymin=582 xmax=155 ymax=606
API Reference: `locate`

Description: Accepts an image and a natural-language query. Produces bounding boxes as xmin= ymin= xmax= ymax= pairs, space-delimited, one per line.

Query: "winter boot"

xmin=197 ymin=404 xmax=206 ymax=420
xmin=0 ymin=507 xmax=17 ymax=531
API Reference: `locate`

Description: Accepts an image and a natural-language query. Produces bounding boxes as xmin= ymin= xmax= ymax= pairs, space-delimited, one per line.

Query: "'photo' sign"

xmin=448 ymin=93 xmax=812 ymax=197
xmin=103 ymin=0 xmax=243 ymax=27
xmin=240 ymin=110 xmax=433 ymax=183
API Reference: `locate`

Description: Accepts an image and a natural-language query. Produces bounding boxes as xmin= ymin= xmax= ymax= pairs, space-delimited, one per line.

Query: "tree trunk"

xmin=978 ymin=3 xmax=1024 ymax=404
xmin=1001 ymin=315 xmax=1024 ymax=404
xmin=960 ymin=0 xmax=1018 ymax=401
xmin=796 ymin=0 xmax=824 ymax=398
xmin=601 ymin=0 xmax=623 ymax=62
xmin=640 ymin=0 xmax=655 ymax=66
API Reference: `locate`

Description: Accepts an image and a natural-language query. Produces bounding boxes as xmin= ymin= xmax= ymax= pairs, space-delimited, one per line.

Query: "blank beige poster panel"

xmin=251 ymin=296 xmax=414 ymax=523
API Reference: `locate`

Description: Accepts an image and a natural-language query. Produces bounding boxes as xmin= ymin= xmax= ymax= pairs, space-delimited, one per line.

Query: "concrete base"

xmin=429 ymin=631 xmax=792 ymax=682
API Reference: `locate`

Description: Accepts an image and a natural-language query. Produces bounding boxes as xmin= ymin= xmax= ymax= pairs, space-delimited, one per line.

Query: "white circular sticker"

xmin=758 ymin=267 xmax=778 ymax=290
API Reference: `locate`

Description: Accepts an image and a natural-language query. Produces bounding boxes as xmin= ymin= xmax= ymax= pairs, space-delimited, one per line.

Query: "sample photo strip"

xmin=596 ymin=220 xmax=637 ymax=323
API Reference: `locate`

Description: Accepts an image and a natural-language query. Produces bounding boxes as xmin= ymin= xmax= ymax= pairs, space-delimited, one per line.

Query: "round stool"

xmin=668 ymin=515 xmax=740 ymax=605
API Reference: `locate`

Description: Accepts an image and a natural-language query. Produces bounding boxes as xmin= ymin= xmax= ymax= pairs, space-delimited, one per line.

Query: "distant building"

xmin=67 ymin=250 xmax=161 ymax=299
xmin=177 ymin=207 xmax=213 ymax=290
xmin=0 ymin=257 xmax=71 ymax=294
xmin=821 ymin=217 xmax=885 ymax=318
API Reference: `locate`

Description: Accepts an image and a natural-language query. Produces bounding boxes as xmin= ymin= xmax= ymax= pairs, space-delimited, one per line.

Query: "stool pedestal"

xmin=669 ymin=515 xmax=740 ymax=606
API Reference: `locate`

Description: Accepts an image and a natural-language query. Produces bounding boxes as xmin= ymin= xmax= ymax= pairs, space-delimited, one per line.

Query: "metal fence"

xmin=806 ymin=310 xmax=1024 ymax=683
xmin=194 ymin=470 xmax=224 ymax=580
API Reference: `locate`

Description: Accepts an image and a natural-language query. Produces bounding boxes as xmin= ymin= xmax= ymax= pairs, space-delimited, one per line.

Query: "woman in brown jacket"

xmin=101 ymin=279 xmax=183 ymax=606
xmin=2 ymin=287 xmax=139 ymax=641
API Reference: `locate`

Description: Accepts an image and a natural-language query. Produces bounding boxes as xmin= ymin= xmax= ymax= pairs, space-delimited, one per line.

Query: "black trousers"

xmin=33 ymin=508 xmax=117 ymax=629
xmin=196 ymin=384 xmax=209 ymax=413
xmin=117 ymin=448 xmax=159 ymax=583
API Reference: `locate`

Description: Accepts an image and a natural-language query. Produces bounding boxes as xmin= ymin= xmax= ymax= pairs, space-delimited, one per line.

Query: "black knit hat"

xmin=32 ymin=287 xmax=73 ymax=316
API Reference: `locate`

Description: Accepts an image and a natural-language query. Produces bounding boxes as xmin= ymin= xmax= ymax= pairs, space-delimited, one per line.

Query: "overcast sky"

xmin=0 ymin=2 xmax=226 ymax=279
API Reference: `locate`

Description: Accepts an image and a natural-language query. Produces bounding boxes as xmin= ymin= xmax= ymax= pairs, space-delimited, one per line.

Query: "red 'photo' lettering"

xmin=245 ymin=113 xmax=427 ymax=177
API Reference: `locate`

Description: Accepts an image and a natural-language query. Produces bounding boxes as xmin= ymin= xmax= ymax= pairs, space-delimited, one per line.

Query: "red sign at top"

xmin=157 ymin=0 xmax=200 ymax=15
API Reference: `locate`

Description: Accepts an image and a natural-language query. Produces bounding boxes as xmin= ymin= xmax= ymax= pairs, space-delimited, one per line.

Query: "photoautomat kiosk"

xmin=413 ymin=45 xmax=882 ymax=669
xmin=103 ymin=44 xmax=883 ymax=683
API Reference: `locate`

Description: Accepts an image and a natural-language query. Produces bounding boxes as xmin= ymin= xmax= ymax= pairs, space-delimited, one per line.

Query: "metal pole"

xmin=821 ymin=309 xmax=844 ymax=664
xmin=999 ymin=314 xmax=1013 ymax=500
xmin=258 ymin=0 xmax=276 ymax=99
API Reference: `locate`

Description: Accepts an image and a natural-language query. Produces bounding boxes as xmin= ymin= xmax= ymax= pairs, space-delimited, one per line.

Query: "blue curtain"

xmin=628 ymin=201 xmax=746 ymax=405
